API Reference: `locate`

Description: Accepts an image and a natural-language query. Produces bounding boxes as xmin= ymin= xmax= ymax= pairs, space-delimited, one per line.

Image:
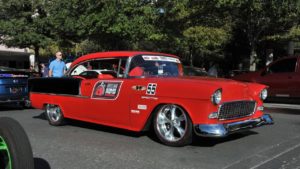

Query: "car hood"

xmin=147 ymin=76 xmax=265 ymax=101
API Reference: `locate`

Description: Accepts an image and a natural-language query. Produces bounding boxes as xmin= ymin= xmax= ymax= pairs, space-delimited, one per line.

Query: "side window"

xmin=269 ymin=58 xmax=297 ymax=73
xmin=69 ymin=58 xmax=127 ymax=78
xmin=70 ymin=64 xmax=88 ymax=75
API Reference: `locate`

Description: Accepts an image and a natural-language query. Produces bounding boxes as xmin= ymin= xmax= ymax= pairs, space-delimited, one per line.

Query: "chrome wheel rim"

xmin=156 ymin=105 xmax=187 ymax=142
xmin=0 ymin=136 xmax=12 ymax=169
xmin=46 ymin=105 xmax=61 ymax=122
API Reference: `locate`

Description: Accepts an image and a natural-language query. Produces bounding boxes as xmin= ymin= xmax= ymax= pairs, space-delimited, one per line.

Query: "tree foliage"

xmin=226 ymin=0 xmax=300 ymax=70
xmin=0 ymin=0 xmax=53 ymax=61
xmin=0 ymin=0 xmax=300 ymax=70
xmin=183 ymin=26 xmax=230 ymax=54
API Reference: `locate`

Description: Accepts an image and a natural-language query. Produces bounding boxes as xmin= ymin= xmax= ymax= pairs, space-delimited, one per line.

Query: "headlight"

xmin=260 ymin=88 xmax=268 ymax=100
xmin=211 ymin=89 xmax=222 ymax=105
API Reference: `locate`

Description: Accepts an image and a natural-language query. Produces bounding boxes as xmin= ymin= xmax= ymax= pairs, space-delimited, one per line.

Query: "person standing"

xmin=40 ymin=63 xmax=49 ymax=77
xmin=49 ymin=51 xmax=66 ymax=77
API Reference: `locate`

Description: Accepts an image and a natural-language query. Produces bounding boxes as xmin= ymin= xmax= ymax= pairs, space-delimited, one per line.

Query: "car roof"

xmin=71 ymin=51 xmax=179 ymax=68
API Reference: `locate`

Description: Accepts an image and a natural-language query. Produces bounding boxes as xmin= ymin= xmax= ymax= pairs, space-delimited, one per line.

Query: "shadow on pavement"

xmin=33 ymin=112 xmax=47 ymax=120
xmin=0 ymin=104 xmax=25 ymax=111
xmin=34 ymin=158 xmax=51 ymax=169
xmin=33 ymin=112 xmax=259 ymax=147
xmin=190 ymin=131 xmax=258 ymax=147
xmin=145 ymin=128 xmax=258 ymax=147
xmin=33 ymin=112 xmax=144 ymax=138
xmin=68 ymin=119 xmax=145 ymax=138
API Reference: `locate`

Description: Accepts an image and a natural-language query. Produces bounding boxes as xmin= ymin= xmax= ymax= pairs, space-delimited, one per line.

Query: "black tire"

xmin=45 ymin=104 xmax=66 ymax=126
xmin=0 ymin=117 xmax=34 ymax=169
xmin=153 ymin=104 xmax=193 ymax=147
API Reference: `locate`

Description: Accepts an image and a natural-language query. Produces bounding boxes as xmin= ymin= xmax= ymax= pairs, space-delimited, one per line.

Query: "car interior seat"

xmin=129 ymin=66 xmax=144 ymax=76
xmin=97 ymin=74 xmax=114 ymax=79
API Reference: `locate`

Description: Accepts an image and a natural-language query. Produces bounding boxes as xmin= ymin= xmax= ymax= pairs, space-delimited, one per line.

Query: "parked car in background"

xmin=183 ymin=66 xmax=207 ymax=76
xmin=226 ymin=69 xmax=251 ymax=78
xmin=29 ymin=51 xmax=273 ymax=147
xmin=0 ymin=67 xmax=29 ymax=107
xmin=233 ymin=56 xmax=300 ymax=98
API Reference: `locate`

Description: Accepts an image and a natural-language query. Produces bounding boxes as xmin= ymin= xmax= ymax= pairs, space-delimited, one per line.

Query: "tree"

xmin=81 ymin=0 xmax=162 ymax=50
xmin=227 ymin=0 xmax=300 ymax=70
xmin=183 ymin=26 xmax=230 ymax=66
xmin=45 ymin=0 xmax=90 ymax=48
xmin=153 ymin=0 xmax=232 ymax=66
xmin=0 ymin=0 xmax=53 ymax=65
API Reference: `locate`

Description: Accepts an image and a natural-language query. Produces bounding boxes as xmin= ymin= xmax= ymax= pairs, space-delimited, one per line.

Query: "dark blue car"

xmin=0 ymin=66 xmax=29 ymax=106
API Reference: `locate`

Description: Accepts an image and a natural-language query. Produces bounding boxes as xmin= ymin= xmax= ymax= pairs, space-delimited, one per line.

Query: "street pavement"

xmin=0 ymin=104 xmax=299 ymax=169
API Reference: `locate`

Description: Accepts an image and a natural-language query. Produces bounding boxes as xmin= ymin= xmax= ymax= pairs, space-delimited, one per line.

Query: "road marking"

xmin=250 ymin=143 xmax=300 ymax=169
xmin=222 ymin=136 xmax=300 ymax=169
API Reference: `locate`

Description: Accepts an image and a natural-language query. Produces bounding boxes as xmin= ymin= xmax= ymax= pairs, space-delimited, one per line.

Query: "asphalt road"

xmin=0 ymin=104 xmax=299 ymax=169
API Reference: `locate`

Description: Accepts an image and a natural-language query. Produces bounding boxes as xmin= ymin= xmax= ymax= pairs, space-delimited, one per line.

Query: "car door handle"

xmin=132 ymin=85 xmax=146 ymax=91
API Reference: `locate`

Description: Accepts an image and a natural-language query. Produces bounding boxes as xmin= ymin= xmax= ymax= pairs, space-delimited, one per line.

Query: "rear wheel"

xmin=45 ymin=104 xmax=65 ymax=126
xmin=0 ymin=117 xmax=34 ymax=169
xmin=153 ymin=104 xmax=193 ymax=147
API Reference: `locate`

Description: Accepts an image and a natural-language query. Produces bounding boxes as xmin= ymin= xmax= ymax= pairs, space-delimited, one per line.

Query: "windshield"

xmin=128 ymin=55 xmax=181 ymax=77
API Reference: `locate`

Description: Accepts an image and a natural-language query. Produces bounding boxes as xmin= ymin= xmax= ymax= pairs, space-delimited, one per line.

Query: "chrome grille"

xmin=218 ymin=101 xmax=256 ymax=120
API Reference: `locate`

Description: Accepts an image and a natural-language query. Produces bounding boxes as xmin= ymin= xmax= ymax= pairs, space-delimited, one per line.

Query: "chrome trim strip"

xmin=0 ymin=99 xmax=26 ymax=103
xmin=124 ymin=56 xmax=132 ymax=78
xmin=30 ymin=92 xmax=89 ymax=98
xmin=141 ymin=96 xmax=158 ymax=100
xmin=275 ymin=94 xmax=290 ymax=97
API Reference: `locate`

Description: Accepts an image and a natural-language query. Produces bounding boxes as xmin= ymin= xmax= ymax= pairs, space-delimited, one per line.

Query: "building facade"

xmin=0 ymin=45 xmax=32 ymax=69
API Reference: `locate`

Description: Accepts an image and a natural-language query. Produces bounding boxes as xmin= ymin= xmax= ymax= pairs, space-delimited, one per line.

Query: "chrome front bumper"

xmin=194 ymin=114 xmax=274 ymax=137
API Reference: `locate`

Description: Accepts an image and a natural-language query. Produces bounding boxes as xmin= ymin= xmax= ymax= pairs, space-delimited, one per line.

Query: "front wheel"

xmin=153 ymin=104 xmax=193 ymax=147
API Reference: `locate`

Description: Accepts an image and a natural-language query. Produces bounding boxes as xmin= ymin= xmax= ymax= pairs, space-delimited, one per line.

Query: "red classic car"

xmin=233 ymin=56 xmax=300 ymax=98
xmin=29 ymin=51 xmax=273 ymax=146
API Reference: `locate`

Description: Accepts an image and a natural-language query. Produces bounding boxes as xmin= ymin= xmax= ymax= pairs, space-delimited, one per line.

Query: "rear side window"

xmin=269 ymin=58 xmax=297 ymax=73
xmin=69 ymin=58 xmax=127 ymax=78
